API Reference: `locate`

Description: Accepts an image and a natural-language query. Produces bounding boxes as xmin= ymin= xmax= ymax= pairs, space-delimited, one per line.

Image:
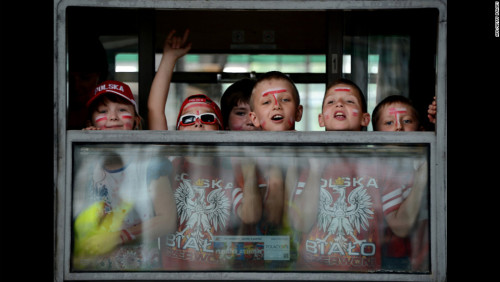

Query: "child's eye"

xmin=384 ymin=121 xmax=394 ymax=126
xmin=327 ymin=100 xmax=334 ymax=104
xmin=403 ymin=119 xmax=413 ymax=124
xmin=119 ymin=108 xmax=130 ymax=112
xmin=235 ymin=111 xmax=246 ymax=116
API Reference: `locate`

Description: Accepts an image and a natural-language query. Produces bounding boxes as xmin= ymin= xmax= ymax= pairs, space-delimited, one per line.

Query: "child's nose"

xmin=395 ymin=121 xmax=403 ymax=131
xmin=273 ymin=100 xmax=282 ymax=109
xmin=109 ymin=111 xmax=119 ymax=120
xmin=335 ymin=101 xmax=344 ymax=107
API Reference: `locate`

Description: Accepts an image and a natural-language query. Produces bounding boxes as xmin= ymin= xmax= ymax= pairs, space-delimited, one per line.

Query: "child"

xmin=159 ymin=94 xmax=243 ymax=270
xmin=317 ymin=78 xmax=370 ymax=131
xmin=73 ymin=80 xmax=177 ymax=270
xmin=290 ymin=79 xmax=428 ymax=272
xmin=372 ymin=95 xmax=429 ymax=271
xmin=148 ymin=31 xmax=243 ymax=270
xmin=84 ymin=80 xmax=142 ymax=130
xmin=371 ymin=95 xmax=423 ymax=131
xmin=232 ymin=71 xmax=304 ymax=269
xmin=240 ymin=71 xmax=304 ymax=230
xmin=249 ymin=71 xmax=303 ymax=131
xmin=220 ymin=78 xmax=258 ymax=131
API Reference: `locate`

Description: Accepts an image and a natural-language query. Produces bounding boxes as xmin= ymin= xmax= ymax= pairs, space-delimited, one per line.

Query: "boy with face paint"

xmin=290 ymin=79 xmax=429 ymax=272
xmin=84 ymin=80 xmax=142 ymax=130
xmin=74 ymin=85 xmax=177 ymax=270
xmin=242 ymin=71 xmax=304 ymax=230
xmin=372 ymin=95 xmax=424 ymax=132
xmin=148 ymin=32 xmax=244 ymax=270
xmin=159 ymin=94 xmax=245 ymax=270
xmin=230 ymin=72 xmax=304 ymax=269
xmin=249 ymin=71 xmax=303 ymax=131
xmin=318 ymin=79 xmax=370 ymax=131
xmin=371 ymin=95 xmax=429 ymax=271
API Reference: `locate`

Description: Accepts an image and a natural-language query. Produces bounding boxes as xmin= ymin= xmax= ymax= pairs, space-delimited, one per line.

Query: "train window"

xmin=69 ymin=137 xmax=430 ymax=273
xmin=56 ymin=1 xmax=446 ymax=281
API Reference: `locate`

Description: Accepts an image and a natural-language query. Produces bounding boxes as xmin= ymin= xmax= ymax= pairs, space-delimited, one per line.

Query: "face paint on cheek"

xmin=352 ymin=109 xmax=359 ymax=117
xmin=120 ymin=113 xmax=133 ymax=119
xmin=95 ymin=114 xmax=107 ymax=123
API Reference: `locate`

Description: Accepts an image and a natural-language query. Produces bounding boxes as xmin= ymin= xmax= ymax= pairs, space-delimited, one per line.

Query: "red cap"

xmin=87 ymin=80 xmax=137 ymax=112
xmin=176 ymin=94 xmax=223 ymax=130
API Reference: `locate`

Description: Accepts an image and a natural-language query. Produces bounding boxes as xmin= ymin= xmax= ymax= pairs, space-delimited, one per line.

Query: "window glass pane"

xmin=156 ymin=54 xmax=326 ymax=73
xmin=71 ymin=143 xmax=430 ymax=273
xmin=343 ymin=35 xmax=412 ymax=131
xmin=295 ymin=83 xmax=325 ymax=131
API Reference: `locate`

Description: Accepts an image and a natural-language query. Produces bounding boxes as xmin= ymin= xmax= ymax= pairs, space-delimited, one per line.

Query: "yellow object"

xmin=73 ymin=201 xmax=133 ymax=257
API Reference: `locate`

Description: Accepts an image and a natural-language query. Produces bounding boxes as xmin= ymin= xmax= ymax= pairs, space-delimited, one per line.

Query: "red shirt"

xmin=160 ymin=157 xmax=240 ymax=270
xmin=294 ymin=158 xmax=404 ymax=272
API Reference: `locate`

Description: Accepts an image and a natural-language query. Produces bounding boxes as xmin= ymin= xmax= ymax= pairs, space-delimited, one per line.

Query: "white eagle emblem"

xmin=174 ymin=179 xmax=230 ymax=248
xmin=317 ymin=177 xmax=374 ymax=249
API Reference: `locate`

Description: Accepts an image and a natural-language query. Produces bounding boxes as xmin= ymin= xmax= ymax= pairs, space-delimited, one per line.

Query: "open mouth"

xmin=334 ymin=111 xmax=346 ymax=120
xmin=271 ymin=114 xmax=284 ymax=122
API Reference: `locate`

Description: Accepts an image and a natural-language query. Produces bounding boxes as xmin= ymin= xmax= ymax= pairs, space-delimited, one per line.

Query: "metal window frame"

xmin=54 ymin=1 xmax=447 ymax=281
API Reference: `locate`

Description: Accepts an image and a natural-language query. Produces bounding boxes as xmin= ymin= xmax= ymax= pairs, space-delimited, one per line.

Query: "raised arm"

xmin=148 ymin=29 xmax=192 ymax=130
xmin=236 ymin=160 xmax=263 ymax=224
xmin=290 ymin=158 xmax=324 ymax=232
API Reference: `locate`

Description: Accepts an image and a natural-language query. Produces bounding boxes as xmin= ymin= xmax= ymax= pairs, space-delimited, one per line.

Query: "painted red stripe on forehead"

xmin=262 ymin=89 xmax=287 ymax=106
xmin=333 ymin=87 xmax=351 ymax=92
xmin=262 ymin=89 xmax=287 ymax=96
xmin=388 ymin=107 xmax=407 ymax=115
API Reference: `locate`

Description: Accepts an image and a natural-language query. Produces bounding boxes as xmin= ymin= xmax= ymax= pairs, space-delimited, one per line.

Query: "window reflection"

xmin=72 ymin=144 xmax=429 ymax=273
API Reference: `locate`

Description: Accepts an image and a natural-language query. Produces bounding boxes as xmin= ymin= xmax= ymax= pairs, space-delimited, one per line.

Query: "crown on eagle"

xmin=335 ymin=177 xmax=344 ymax=185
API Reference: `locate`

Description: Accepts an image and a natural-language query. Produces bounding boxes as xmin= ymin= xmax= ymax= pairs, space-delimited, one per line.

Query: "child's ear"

xmin=318 ymin=113 xmax=326 ymax=127
xmin=295 ymin=105 xmax=304 ymax=122
xmin=360 ymin=113 xmax=371 ymax=127
xmin=134 ymin=116 xmax=141 ymax=130
xmin=248 ymin=111 xmax=261 ymax=128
